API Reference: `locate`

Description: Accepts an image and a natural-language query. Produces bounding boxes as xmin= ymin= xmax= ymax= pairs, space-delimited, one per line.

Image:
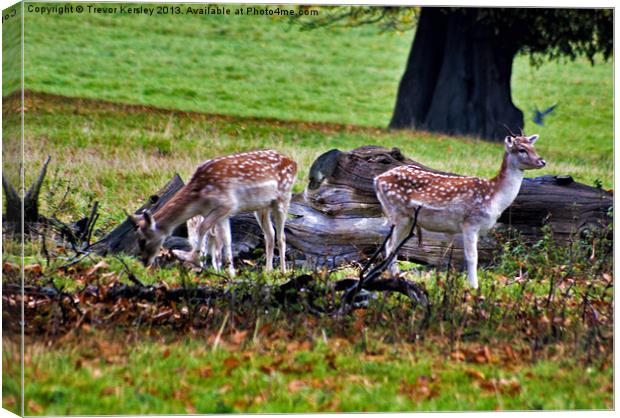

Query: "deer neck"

xmin=490 ymin=152 xmax=524 ymax=215
xmin=152 ymin=187 xmax=201 ymax=235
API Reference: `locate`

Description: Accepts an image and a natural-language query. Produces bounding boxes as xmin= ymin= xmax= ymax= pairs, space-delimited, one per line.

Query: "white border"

xmin=0 ymin=1 xmax=616 ymax=418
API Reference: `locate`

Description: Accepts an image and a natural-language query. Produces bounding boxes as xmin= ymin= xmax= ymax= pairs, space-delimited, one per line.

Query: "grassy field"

xmin=2 ymin=3 xmax=614 ymax=415
xmin=5 ymin=329 xmax=612 ymax=414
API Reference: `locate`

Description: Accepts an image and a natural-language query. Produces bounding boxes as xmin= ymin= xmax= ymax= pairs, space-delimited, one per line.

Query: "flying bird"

xmin=532 ymin=103 xmax=558 ymax=126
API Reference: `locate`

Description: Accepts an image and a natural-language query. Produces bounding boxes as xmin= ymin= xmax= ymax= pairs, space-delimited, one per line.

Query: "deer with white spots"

xmin=374 ymin=134 xmax=546 ymax=289
xmin=129 ymin=150 xmax=297 ymax=276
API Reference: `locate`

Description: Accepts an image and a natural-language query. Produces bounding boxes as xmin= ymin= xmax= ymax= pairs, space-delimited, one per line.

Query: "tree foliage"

xmin=292 ymin=6 xmax=418 ymax=32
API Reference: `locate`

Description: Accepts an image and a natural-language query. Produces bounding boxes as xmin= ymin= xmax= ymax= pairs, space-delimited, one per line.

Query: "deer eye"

xmin=518 ymin=148 xmax=527 ymax=154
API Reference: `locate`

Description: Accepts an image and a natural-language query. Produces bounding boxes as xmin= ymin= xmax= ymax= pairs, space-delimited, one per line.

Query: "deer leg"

xmin=254 ymin=209 xmax=275 ymax=273
xmin=219 ymin=218 xmax=235 ymax=277
xmin=191 ymin=217 xmax=214 ymax=266
xmin=195 ymin=206 xmax=233 ymax=274
xmin=272 ymin=198 xmax=290 ymax=273
xmin=462 ymin=226 xmax=480 ymax=289
xmin=171 ymin=215 xmax=203 ymax=265
xmin=385 ymin=217 xmax=414 ymax=275
xmin=208 ymin=220 xmax=226 ymax=271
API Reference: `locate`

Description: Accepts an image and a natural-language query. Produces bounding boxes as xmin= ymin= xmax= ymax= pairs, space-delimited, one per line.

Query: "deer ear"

xmin=143 ymin=210 xmax=156 ymax=231
xmin=527 ymin=134 xmax=539 ymax=144
xmin=504 ymin=136 xmax=515 ymax=148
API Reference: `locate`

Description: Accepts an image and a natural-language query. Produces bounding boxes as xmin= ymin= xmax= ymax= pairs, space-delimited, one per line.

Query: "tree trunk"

xmin=389 ymin=8 xmax=523 ymax=141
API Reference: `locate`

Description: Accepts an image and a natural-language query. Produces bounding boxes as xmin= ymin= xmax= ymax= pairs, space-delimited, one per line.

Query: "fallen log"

xmin=89 ymin=174 xmax=191 ymax=256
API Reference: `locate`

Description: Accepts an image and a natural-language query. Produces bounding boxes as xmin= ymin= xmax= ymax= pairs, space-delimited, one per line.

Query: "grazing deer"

xmin=374 ymin=134 xmax=546 ymax=289
xmin=306 ymin=149 xmax=342 ymax=192
xmin=172 ymin=215 xmax=225 ymax=270
xmin=129 ymin=149 xmax=297 ymax=276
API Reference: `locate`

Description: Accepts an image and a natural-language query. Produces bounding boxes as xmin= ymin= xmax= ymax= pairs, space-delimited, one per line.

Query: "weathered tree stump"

xmin=2 ymin=155 xmax=51 ymax=235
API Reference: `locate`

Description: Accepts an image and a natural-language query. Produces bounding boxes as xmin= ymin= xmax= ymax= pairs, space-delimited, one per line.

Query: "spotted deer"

xmin=129 ymin=150 xmax=297 ymax=276
xmin=172 ymin=215 xmax=225 ymax=270
xmin=374 ymin=134 xmax=546 ymax=289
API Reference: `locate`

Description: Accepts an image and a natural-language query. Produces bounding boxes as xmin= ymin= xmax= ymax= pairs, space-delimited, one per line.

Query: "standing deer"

xmin=374 ymin=134 xmax=546 ymax=289
xmin=172 ymin=215 xmax=225 ymax=271
xmin=129 ymin=149 xmax=297 ymax=276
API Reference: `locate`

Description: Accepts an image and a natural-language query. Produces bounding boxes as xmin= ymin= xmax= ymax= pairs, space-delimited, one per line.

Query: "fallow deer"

xmin=129 ymin=149 xmax=297 ymax=276
xmin=172 ymin=215 xmax=225 ymax=270
xmin=374 ymin=134 xmax=546 ymax=289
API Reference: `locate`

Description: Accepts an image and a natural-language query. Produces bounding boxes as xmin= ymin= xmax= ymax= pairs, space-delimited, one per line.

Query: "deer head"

xmin=307 ymin=149 xmax=342 ymax=190
xmin=128 ymin=210 xmax=165 ymax=266
xmin=504 ymin=134 xmax=546 ymax=171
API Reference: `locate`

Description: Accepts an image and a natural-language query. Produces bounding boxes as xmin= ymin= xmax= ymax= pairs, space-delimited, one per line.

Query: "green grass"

xmin=2 ymin=3 xmax=21 ymax=95
xmin=2 ymin=4 xmax=23 ymax=189
xmin=21 ymin=3 xmax=412 ymax=127
xmin=15 ymin=329 xmax=612 ymax=414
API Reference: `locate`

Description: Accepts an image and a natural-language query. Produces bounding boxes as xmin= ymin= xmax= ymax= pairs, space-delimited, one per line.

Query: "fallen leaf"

xmin=286 ymin=341 xmax=299 ymax=352
xmin=24 ymin=264 xmax=42 ymax=276
xmin=3 ymin=261 xmax=19 ymax=273
xmin=223 ymin=356 xmax=240 ymax=375
xmin=472 ymin=346 xmax=492 ymax=364
xmin=86 ymin=260 xmax=109 ymax=277
xmin=218 ymin=383 xmax=232 ymax=394
xmin=229 ymin=330 xmax=248 ymax=345
xmin=483 ymin=346 xmax=492 ymax=362
xmin=100 ymin=386 xmax=117 ymax=396
xmin=400 ymin=376 xmax=438 ymax=401
xmin=479 ymin=379 xmax=496 ymax=391
xmin=504 ymin=346 xmax=516 ymax=361
xmin=288 ymin=379 xmax=306 ymax=393
xmin=498 ymin=378 xmax=521 ymax=396
xmin=465 ymin=368 xmax=485 ymax=380
xmin=474 ymin=353 xmax=488 ymax=364
xmin=259 ymin=364 xmax=275 ymax=375
xmin=198 ymin=366 xmax=213 ymax=378
xmin=3 ymin=396 xmax=16 ymax=408
xmin=253 ymin=393 xmax=266 ymax=404
xmin=27 ymin=399 xmax=43 ymax=414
